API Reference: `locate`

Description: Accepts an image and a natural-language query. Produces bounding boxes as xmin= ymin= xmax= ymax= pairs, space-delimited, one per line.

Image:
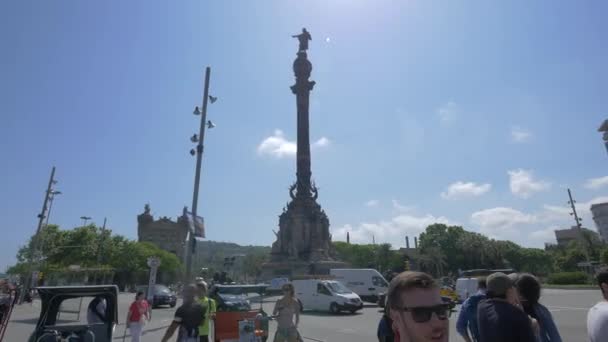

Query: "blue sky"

xmin=1 ymin=1 xmax=608 ymax=271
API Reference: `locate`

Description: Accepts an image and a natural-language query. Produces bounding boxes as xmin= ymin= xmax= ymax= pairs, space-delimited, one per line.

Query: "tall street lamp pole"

xmin=185 ymin=67 xmax=213 ymax=282
xmin=567 ymin=188 xmax=589 ymax=262
xmin=20 ymin=166 xmax=56 ymax=304
xmin=44 ymin=190 xmax=62 ymax=228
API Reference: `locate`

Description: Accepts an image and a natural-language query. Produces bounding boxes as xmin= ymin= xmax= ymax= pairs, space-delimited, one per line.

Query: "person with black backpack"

xmin=86 ymin=296 xmax=107 ymax=324
xmin=162 ymin=284 xmax=204 ymax=342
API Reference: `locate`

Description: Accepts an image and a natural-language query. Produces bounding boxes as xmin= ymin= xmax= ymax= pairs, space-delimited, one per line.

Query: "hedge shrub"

xmin=547 ymin=271 xmax=588 ymax=285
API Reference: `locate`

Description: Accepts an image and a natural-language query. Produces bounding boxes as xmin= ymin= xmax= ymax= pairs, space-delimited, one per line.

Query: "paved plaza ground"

xmin=4 ymin=288 xmax=600 ymax=341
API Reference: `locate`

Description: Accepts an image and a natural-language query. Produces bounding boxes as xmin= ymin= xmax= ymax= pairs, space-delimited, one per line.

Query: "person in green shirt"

xmin=196 ymin=281 xmax=216 ymax=342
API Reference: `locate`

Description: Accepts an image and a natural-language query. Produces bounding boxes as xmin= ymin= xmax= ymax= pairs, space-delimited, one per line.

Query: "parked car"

xmin=136 ymin=284 xmax=177 ymax=308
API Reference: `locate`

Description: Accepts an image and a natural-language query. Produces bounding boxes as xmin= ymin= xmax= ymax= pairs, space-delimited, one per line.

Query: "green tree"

xmin=601 ymin=248 xmax=608 ymax=265
xmin=375 ymin=243 xmax=393 ymax=273
xmin=418 ymin=246 xmax=447 ymax=277
xmin=8 ymin=224 xmax=183 ymax=287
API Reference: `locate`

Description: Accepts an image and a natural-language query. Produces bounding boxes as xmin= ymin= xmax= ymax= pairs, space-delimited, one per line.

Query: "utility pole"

xmin=185 ymin=67 xmax=211 ymax=283
xmin=20 ymin=167 xmax=56 ymax=304
xmin=567 ymin=188 xmax=589 ymax=262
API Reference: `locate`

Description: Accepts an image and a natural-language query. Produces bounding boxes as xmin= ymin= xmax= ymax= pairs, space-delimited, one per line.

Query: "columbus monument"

xmin=262 ymin=29 xmax=346 ymax=278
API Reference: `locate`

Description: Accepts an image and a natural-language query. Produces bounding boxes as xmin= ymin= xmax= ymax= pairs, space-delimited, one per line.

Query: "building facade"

xmin=137 ymin=204 xmax=191 ymax=264
xmin=591 ymin=202 xmax=608 ymax=242
xmin=554 ymin=226 xmax=601 ymax=247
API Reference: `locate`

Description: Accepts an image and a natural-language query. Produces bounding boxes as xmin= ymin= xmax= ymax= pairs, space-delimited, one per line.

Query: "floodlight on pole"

xmin=44 ymin=190 xmax=62 ymax=228
xmin=598 ymin=119 xmax=608 ymax=155
xmin=80 ymin=216 xmax=92 ymax=226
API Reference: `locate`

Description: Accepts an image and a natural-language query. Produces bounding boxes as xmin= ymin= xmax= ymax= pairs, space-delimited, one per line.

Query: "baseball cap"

xmin=486 ymin=272 xmax=513 ymax=296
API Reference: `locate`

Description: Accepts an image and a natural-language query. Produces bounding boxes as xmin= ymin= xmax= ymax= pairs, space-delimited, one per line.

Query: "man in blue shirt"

xmin=456 ymin=278 xmax=486 ymax=342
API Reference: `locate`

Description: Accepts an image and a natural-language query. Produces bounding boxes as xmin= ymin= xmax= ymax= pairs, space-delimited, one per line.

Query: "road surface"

xmin=5 ymin=288 xmax=600 ymax=341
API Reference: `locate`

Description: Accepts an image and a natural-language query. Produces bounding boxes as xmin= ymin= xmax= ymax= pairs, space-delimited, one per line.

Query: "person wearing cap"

xmin=196 ymin=281 xmax=216 ymax=342
xmin=477 ymin=272 xmax=536 ymax=342
xmin=587 ymin=268 xmax=608 ymax=342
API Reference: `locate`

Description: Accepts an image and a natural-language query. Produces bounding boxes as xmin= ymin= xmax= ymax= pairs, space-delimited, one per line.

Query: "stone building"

xmin=554 ymin=226 xmax=601 ymax=247
xmin=137 ymin=204 xmax=192 ymax=264
xmin=591 ymin=202 xmax=608 ymax=242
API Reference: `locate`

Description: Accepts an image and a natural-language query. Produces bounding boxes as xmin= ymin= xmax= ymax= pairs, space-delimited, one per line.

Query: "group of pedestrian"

xmin=161 ymin=281 xmax=216 ymax=342
xmin=379 ymin=267 xmax=608 ymax=342
xmin=455 ymin=271 xmax=563 ymax=342
xmin=92 ymin=267 xmax=608 ymax=342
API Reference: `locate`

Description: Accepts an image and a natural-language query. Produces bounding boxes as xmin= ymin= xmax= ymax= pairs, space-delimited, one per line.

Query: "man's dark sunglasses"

xmin=397 ymin=304 xmax=450 ymax=323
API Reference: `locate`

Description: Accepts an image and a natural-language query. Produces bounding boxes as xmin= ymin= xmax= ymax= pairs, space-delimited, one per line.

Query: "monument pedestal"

xmin=260 ymin=260 xmax=348 ymax=280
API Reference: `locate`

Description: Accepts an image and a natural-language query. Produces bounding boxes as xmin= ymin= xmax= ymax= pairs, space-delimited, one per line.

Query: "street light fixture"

xmin=598 ymin=119 xmax=608 ymax=155
xmin=44 ymin=190 xmax=62 ymax=228
xmin=80 ymin=216 xmax=92 ymax=226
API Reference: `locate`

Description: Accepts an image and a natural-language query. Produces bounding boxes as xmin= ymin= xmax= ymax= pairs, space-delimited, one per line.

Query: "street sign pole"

xmin=147 ymin=257 xmax=161 ymax=303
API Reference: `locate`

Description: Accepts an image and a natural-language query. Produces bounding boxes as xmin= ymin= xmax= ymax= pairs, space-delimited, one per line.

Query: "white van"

xmin=292 ymin=279 xmax=363 ymax=314
xmin=455 ymin=277 xmax=479 ymax=303
xmin=268 ymin=277 xmax=290 ymax=291
xmin=329 ymin=269 xmax=388 ymax=302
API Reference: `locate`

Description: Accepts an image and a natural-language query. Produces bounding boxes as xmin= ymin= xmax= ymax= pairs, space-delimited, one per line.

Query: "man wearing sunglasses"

xmin=387 ymin=271 xmax=449 ymax=342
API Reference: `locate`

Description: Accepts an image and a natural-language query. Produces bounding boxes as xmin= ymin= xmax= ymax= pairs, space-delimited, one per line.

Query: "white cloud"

xmin=365 ymin=200 xmax=379 ymax=207
xmin=510 ymin=126 xmax=532 ymax=143
xmin=585 ymin=176 xmax=608 ymax=190
xmin=529 ymin=226 xmax=559 ymax=244
xmin=312 ymin=137 xmax=331 ymax=148
xmin=392 ymin=200 xmax=415 ymax=213
xmin=440 ymin=181 xmax=491 ymax=199
xmin=333 ymin=213 xmax=451 ymax=246
xmin=470 ymin=207 xmax=536 ymax=236
xmin=470 ymin=195 xmax=608 ymax=246
xmin=530 ymin=227 xmax=556 ymax=240
xmin=257 ymin=130 xmax=330 ymax=158
xmin=437 ymin=101 xmax=458 ymax=125
xmin=508 ymin=169 xmax=551 ymax=198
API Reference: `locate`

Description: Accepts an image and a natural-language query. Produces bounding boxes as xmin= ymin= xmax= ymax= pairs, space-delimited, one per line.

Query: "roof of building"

xmin=590 ymin=202 xmax=608 ymax=210
xmin=554 ymin=227 xmax=580 ymax=240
